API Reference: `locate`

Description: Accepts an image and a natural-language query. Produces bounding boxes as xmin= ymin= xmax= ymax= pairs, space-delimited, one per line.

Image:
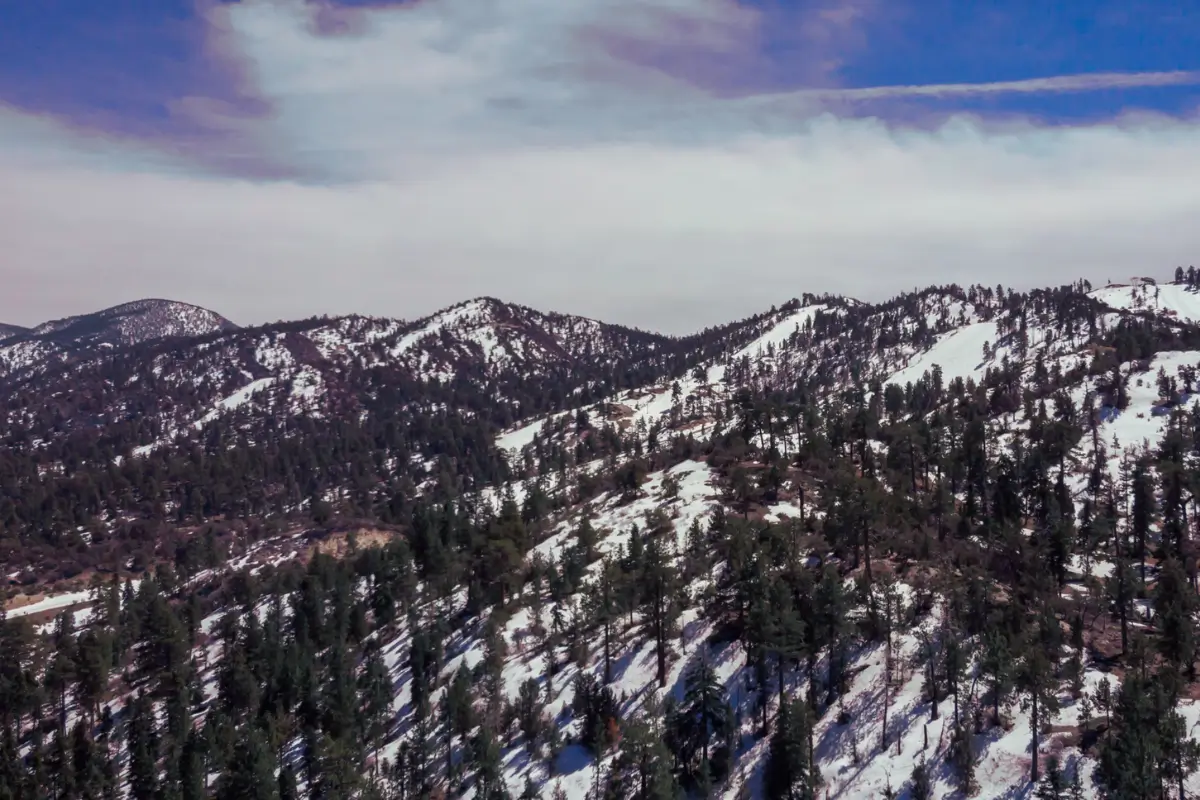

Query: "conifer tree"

xmin=359 ymin=641 xmax=394 ymax=758
xmin=764 ymin=698 xmax=818 ymax=800
xmin=642 ymin=533 xmax=680 ymax=687
xmin=216 ymin=725 xmax=280 ymax=800
xmin=608 ymin=710 xmax=679 ymax=800
xmin=1035 ymin=754 xmax=1065 ymax=800
xmin=1018 ymin=639 xmax=1059 ymax=784
xmin=671 ymin=654 xmax=733 ymax=784
xmin=1154 ymin=557 xmax=1197 ymax=679
xmin=127 ymin=693 xmax=160 ymax=800
xmin=815 ymin=565 xmax=851 ymax=704
xmin=979 ymin=626 xmax=1014 ymax=726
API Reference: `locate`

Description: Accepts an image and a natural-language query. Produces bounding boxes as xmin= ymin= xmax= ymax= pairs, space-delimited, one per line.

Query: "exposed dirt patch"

xmin=307 ymin=528 xmax=398 ymax=560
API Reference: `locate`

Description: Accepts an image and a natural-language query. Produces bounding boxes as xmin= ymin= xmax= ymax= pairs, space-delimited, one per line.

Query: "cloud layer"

xmin=2 ymin=0 xmax=1199 ymax=333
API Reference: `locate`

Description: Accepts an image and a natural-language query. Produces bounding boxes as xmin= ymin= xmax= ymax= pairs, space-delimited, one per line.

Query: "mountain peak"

xmin=26 ymin=298 xmax=238 ymax=347
xmin=0 ymin=299 xmax=239 ymax=381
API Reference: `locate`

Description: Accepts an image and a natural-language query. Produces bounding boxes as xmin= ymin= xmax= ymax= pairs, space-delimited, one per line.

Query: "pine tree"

xmin=671 ymin=654 xmax=734 ymax=783
xmin=180 ymin=727 xmax=208 ymax=800
xmin=216 ymin=725 xmax=279 ymax=800
xmin=472 ymin=725 xmax=507 ymax=800
xmin=443 ymin=665 xmax=475 ymax=783
xmin=642 ymin=533 xmax=681 ymax=687
xmin=127 ymin=693 xmax=160 ymax=800
xmin=1130 ymin=460 xmax=1156 ymax=582
xmin=979 ymin=626 xmax=1014 ymax=725
xmin=1095 ymin=639 xmax=1199 ymax=799
xmin=1155 ymin=557 xmax=1197 ymax=678
xmin=608 ymin=711 xmax=679 ymax=800
xmin=515 ymin=677 xmax=546 ymax=755
xmin=1018 ymin=638 xmax=1059 ymax=784
xmin=1068 ymin=767 xmax=1084 ymax=800
xmin=278 ymin=764 xmax=299 ymax=800
xmin=764 ymin=698 xmax=818 ymax=800
xmin=359 ymin=641 xmax=394 ymax=757
xmin=908 ymin=760 xmax=932 ymax=800
xmin=408 ymin=626 xmax=441 ymax=722
xmin=815 ymin=565 xmax=851 ymax=704
xmin=1035 ymin=754 xmax=1065 ymax=800
xmin=589 ymin=557 xmax=622 ymax=684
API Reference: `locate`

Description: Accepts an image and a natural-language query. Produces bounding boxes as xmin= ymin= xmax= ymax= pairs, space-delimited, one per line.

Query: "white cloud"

xmin=2 ymin=0 xmax=1199 ymax=333
xmin=768 ymin=70 xmax=1200 ymax=102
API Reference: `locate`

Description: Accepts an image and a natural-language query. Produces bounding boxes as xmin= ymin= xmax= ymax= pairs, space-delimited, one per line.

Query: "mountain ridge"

xmin=0 ymin=297 xmax=239 ymax=381
xmin=6 ymin=274 xmax=1200 ymax=799
xmin=0 ymin=322 xmax=28 ymax=340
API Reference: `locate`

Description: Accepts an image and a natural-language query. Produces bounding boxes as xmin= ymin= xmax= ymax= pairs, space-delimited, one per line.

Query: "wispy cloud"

xmin=772 ymin=70 xmax=1200 ymax=102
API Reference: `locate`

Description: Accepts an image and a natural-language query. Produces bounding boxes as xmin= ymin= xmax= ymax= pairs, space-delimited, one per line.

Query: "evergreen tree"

xmin=608 ymin=711 xmax=679 ymax=800
xmin=764 ymin=698 xmax=818 ymax=800
xmin=1035 ymin=754 xmax=1065 ymax=800
xmin=908 ymin=760 xmax=933 ymax=800
xmin=979 ymin=626 xmax=1014 ymax=725
xmin=216 ymin=725 xmax=280 ymax=800
xmin=642 ymin=533 xmax=681 ymax=687
xmin=127 ymin=693 xmax=160 ymax=800
xmin=670 ymin=654 xmax=734 ymax=785
xmin=1154 ymin=557 xmax=1197 ymax=678
xmin=1018 ymin=635 xmax=1059 ymax=784
xmin=359 ymin=641 xmax=394 ymax=757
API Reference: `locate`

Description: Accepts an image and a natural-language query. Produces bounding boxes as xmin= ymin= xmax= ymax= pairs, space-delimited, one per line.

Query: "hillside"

xmin=0 ymin=322 xmax=28 ymax=340
xmin=0 ymin=298 xmax=239 ymax=380
xmin=4 ymin=276 xmax=1200 ymax=800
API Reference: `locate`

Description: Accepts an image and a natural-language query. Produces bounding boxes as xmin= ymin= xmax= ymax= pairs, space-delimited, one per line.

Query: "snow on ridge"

xmin=885 ymin=320 xmax=1000 ymax=388
xmin=1090 ymin=283 xmax=1200 ymax=324
xmin=254 ymin=335 xmax=297 ymax=371
xmin=496 ymin=414 xmax=567 ymax=454
xmin=393 ymin=299 xmax=494 ymax=358
xmin=734 ymin=305 xmax=828 ymax=362
xmin=1068 ymin=349 xmax=1200 ymax=485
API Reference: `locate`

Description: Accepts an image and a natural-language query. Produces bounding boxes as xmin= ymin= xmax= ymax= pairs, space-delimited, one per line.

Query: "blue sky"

xmin=1 ymin=0 xmax=1198 ymax=329
xmin=2 ymin=0 xmax=1196 ymax=148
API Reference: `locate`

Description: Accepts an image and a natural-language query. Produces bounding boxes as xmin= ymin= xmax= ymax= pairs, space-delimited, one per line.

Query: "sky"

xmin=1 ymin=0 xmax=1199 ymax=334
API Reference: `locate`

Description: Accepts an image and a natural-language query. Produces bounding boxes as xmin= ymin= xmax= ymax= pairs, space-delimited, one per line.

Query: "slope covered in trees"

xmin=4 ymin=275 xmax=1200 ymax=798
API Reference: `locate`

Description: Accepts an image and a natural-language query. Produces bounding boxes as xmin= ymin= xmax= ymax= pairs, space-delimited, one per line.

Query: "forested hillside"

xmin=5 ymin=274 xmax=1200 ymax=799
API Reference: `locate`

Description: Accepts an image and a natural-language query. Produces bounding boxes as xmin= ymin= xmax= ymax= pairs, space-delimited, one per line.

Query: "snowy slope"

xmin=886 ymin=321 xmax=999 ymax=388
xmin=386 ymin=459 xmax=1157 ymax=800
xmin=19 ymin=276 xmax=1200 ymax=800
xmin=494 ymin=304 xmax=836 ymax=456
xmin=1091 ymin=283 xmax=1200 ymax=323
xmin=3 ymin=588 xmax=94 ymax=619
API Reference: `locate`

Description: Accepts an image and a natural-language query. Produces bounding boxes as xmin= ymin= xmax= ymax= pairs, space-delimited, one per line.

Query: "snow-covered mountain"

xmin=0 ymin=295 xmax=693 ymax=468
xmin=0 ymin=298 xmax=239 ymax=380
xmin=25 ymin=298 xmax=237 ymax=347
xmin=9 ymin=276 xmax=1200 ymax=800
xmin=11 ymin=280 xmax=1200 ymax=467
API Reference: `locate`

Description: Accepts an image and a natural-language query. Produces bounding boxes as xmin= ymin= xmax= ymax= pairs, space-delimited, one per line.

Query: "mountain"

xmin=5 ymin=275 xmax=1200 ymax=800
xmin=0 ymin=298 xmax=238 ymax=380
xmin=0 ymin=322 xmax=28 ymax=340
xmin=24 ymin=297 xmax=238 ymax=347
